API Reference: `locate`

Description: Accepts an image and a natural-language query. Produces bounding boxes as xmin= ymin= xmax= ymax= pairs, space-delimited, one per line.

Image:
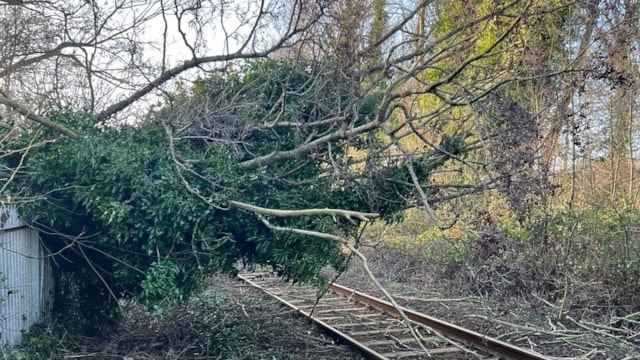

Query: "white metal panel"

xmin=0 ymin=205 xmax=52 ymax=346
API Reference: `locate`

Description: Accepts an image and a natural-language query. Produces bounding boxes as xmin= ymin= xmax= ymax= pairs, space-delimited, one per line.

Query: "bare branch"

xmin=0 ymin=42 xmax=92 ymax=79
xmin=256 ymin=214 xmax=433 ymax=357
xmin=228 ymin=200 xmax=379 ymax=222
xmin=0 ymin=93 xmax=77 ymax=138
xmin=238 ymin=117 xmax=382 ymax=170
xmin=95 ymin=52 xmax=269 ymax=123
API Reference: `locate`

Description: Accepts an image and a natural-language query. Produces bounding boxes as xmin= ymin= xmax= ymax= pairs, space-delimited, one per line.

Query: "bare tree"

xmin=0 ymin=1 xmax=324 ymax=123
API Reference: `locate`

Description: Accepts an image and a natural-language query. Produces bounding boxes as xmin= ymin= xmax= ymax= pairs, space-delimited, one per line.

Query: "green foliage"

xmin=13 ymin=117 xmax=346 ymax=313
xmin=15 ymin=125 xmax=229 ymax=311
xmin=141 ymin=260 xmax=185 ymax=313
xmin=1 ymin=322 xmax=70 ymax=360
xmin=7 ymin=59 xmax=429 ymax=317
xmin=184 ymin=59 xmax=378 ymax=159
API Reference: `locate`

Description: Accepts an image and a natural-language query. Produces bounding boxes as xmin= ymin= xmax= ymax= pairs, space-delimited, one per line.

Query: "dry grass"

xmin=16 ymin=275 xmax=364 ymax=360
xmin=333 ymin=244 xmax=640 ymax=359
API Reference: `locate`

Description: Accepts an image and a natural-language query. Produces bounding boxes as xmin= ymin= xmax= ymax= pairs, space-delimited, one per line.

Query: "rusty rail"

xmin=329 ymin=283 xmax=549 ymax=360
xmin=238 ymin=272 xmax=551 ymax=360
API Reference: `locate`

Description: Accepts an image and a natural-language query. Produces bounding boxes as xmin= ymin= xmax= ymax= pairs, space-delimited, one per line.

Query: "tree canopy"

xmin=9 ymin=58 xmax=468 ymax=310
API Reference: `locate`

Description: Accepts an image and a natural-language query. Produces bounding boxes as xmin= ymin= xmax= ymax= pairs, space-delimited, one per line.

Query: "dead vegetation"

xmin=333 ymin=243 xmax=640 ymax=359
xmin=9 ymin=276 xmax=363 ymax=360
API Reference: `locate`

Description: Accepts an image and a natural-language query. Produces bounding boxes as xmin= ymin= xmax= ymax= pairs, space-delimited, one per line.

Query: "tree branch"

xmin=94 ymin=53 xmax=267 ymax=123
xmin=238 ymin=117 xmax=382 ymax=170
xmin=0 ymin=94 xmax=78 ymax=138
xmin=0 ymin=42 xmax=92 ymax=79
xmin=256 ymin=215 xmax=433 ymax=356
xmin=227 ymin=200 xmax=379 ymax=222
xmin=94 ymin=4 xmax=316 ymax=123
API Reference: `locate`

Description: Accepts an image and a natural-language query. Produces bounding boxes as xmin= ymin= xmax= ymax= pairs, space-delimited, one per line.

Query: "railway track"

xmin=238 ymin=271 xmax=551 ymax=360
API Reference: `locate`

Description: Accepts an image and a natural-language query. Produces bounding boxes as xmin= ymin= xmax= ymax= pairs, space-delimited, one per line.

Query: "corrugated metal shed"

xmin=0 ymin=204 xmax=53 ymax=346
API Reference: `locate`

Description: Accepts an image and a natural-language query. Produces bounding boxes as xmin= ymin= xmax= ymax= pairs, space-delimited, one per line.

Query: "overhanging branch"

xmin=256 ymin=214 xmax=433 ymax=356
xmin=228 ymin=200 xmax=379 ymax=222
xmin=94 ymin=53 xmax=268 ymax=123
xmin=94 ymin=5 xmax=320 ymax=123
xmin=0 ymin=95 xmax=78 ymax=138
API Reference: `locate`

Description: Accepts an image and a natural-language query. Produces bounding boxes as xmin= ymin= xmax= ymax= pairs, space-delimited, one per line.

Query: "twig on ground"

xmin=416 ymin=324 xmax=484 ymax=358
xmin=565 ymin=316 xmax=638 ymax=348
xmin=545 ymin=348 xmax=599 ymax=360
xmin=396 ymin=295 xmax=482 ymax=303
xmin=465 ymin=314 xmax=544 ymax=332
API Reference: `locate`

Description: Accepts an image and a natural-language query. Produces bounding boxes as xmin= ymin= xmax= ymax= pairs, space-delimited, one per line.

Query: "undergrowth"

xmin=366 ymin=195 xmax=640 ymax=320
xmin=1 ymin=289 xmax=237 ymax=359
xmin=1 ymin=276 xmax=359 ymax=360
xmin=1 ymin=322 xmax=71 ymax=360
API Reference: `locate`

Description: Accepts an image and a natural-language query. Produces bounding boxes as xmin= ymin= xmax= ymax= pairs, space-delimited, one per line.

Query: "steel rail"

xmin=328 ymin=283 xmax=550 ymax=360
xmin=238 ymin=272 xmax=551 ymax=360
xmin=238 ymin=273 xmax=390 ymax=359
